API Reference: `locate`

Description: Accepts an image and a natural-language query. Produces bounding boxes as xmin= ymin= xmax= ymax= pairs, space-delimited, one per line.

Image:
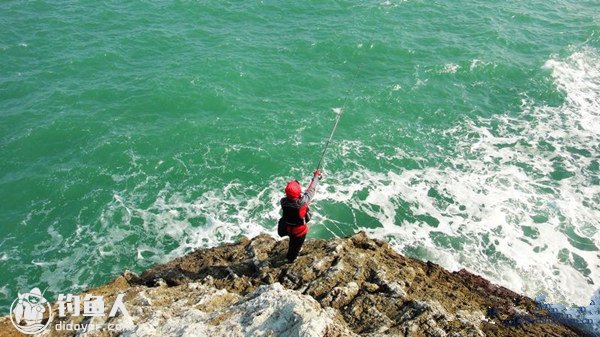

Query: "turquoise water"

xmin=1 ymin=0 xmax=599 ymax=313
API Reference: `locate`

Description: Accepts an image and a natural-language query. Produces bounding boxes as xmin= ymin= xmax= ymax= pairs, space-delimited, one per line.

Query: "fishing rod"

xmin=315 ymin=57 xmax=365 ymax=172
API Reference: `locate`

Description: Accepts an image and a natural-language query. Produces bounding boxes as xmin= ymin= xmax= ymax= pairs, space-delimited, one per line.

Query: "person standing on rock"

xmin=278 ymin=170 xmax=322 ymax=262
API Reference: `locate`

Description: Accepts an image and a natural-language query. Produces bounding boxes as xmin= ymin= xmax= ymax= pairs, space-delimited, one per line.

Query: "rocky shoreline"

xmin=0 ymin=232 xmax=590 ymax=336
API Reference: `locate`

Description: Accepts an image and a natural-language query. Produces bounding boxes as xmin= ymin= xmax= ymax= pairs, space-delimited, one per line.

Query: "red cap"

xmin=285 ymin=180 xmax=302 ymax=199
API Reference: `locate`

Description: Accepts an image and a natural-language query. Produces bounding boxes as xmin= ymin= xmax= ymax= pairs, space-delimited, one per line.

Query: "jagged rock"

xmin=74 ymin=283 xmax=353 ymax=337
xmin=122 ymin=270 xmax=140 ymax=285
xmin=0 ymin=232 xmax=590 ymax=337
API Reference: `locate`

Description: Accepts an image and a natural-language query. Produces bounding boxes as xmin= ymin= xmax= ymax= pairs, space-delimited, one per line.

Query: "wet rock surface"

xmin=0 ymin=232 xmax=589 ymax=336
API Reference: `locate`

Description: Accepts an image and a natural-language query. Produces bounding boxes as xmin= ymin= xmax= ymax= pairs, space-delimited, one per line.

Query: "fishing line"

xmin=315 ymin=48 xmax=367 ymax=171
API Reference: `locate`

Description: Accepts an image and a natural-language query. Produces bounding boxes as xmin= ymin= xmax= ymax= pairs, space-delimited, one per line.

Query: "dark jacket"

xmin=278 ymin=175 xmax=319 ymax=237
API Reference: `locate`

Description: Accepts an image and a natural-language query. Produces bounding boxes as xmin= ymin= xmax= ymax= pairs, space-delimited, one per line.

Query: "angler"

xmin=278 ymin=170 xmax=322 ymax=262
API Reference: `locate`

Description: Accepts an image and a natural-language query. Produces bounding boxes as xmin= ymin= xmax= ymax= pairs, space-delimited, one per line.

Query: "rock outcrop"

xmin=0 ymin=232 xmax=590 ymax=336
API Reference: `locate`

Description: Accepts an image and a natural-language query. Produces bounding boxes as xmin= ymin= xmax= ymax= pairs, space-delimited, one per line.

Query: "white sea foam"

xmin=95 ymin=178 xmax=282 ymax=270
xmin=314 ymin=47 xmax=600 ymax=305
xmin=380 ymin=0 xmax=410 ymax=9
xmin=441 ymin=63 xmax=460 ymax=74
xmin=469 ymin=59 xmax=496 ymax=71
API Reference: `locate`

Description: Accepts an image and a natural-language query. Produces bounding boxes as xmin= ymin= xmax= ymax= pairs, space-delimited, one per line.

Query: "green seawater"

xmin=1 ymin=0 xmax=599 ymax=312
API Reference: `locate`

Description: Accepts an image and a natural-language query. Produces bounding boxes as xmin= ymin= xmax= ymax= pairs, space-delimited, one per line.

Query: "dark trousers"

xmin=286 ymin=234 xmax=306 ymax=262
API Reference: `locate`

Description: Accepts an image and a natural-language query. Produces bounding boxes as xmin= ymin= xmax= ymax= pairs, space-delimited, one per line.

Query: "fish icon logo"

xmin=10 ymin=287 xmax=53 ymax=334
